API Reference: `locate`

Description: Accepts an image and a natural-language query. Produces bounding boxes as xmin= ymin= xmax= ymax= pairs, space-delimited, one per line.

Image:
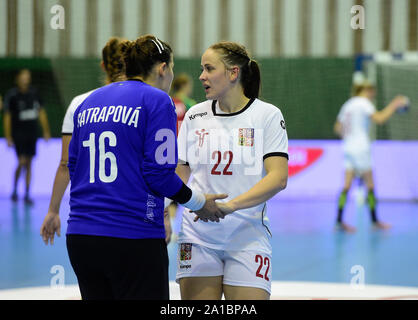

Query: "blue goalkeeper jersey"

xmin=67 ymin=80 xmax=184 ymax=239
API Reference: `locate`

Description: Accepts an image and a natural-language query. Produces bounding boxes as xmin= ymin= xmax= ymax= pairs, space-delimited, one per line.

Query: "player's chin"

xmin=205 ymin=91 xmax=217 ymax=100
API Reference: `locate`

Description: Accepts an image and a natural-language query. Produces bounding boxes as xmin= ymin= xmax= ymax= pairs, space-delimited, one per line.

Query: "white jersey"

xmin=337 ymin=96 xmax=376 ymax=153
xmin=61 ymin=89 xmax=96 ymax=134
xmin=177 ymin=98 xmax=288 ymax=253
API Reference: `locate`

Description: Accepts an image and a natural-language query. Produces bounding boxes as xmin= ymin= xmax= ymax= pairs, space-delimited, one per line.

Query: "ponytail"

xmin=242 ymin=59 xmax=261 ymax=99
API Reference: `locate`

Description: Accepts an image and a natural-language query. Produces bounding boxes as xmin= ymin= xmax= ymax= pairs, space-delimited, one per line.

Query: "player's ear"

xmin=158 ymin=62 xmax=168 ymax=77
xmin=100 ymin=61 xmax=106 ymax=72
xmin=229 ymin=66 xmax=240 ymax=83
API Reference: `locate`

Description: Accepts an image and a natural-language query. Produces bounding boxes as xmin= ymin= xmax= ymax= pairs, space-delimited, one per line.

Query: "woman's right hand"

xmin=391 ymin=95 xmax=408 ymax=110
xmin=193 ymin=193 xmax=228 ymax=222
xmin=6 ymin=137 xmax=13 ymax=147
xmin=40 ymin=212 xmax=61 ymax=245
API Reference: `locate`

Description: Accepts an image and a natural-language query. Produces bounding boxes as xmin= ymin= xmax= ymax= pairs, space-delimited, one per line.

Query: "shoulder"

xmin=125 ymin=81 xmax=173 ymax=106
xmin=183 ymin=100 xmax=212 ymax=121
xmin=4 ymin=87 xmax=18 ymax=99
xmin=68 ymin=89 xmax=96 ymax=114
xmin=252 ymin=99 xmax=285 ymax=119
xmin=186 ymin=100 xmax=211 ymax=114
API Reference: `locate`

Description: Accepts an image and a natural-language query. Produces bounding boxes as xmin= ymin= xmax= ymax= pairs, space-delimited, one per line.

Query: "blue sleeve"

xmin=141 ymin=94 xmax=185 ymax=198
xmin=67 ymin=107 xmax=80 ymax=179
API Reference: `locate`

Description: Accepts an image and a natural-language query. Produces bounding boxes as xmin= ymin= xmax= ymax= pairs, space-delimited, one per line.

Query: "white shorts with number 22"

xmin=176 ymin=242 xmax=272 ymax=295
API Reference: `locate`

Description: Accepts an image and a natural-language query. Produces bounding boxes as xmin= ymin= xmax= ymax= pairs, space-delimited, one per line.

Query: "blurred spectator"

xmin=171 ymin=73 xmax=196 ymax=133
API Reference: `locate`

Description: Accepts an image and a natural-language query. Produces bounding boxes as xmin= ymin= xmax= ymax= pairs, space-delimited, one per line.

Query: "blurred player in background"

xmin=3 ymin=69 xmax=51 ymax=205
xmin=40 ymin=37 xmax=125 ymax=245
xmin=171 ymin=73 xmax=196 ymax=122
xmin=47 ymin=35 xmax=225 ymax=300
xmin=167 ymin=73 xmax=197 ymax=231
xmin=334 ymin=81 xmax=409 ymax=232
xmin=176 ymin=42 xmax=288 ymax=300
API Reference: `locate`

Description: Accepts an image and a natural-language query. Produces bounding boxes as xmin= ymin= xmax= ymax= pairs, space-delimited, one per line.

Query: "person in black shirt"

xmin=3 ymin=69 xmax=51 ymax=204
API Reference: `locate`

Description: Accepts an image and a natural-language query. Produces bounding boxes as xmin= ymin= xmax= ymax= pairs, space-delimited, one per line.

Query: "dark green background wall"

xmin=0 ymin=57 xmax=354 ymax=139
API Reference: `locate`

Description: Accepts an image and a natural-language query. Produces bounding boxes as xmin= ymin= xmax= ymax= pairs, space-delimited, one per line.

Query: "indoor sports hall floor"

xmin=1 ymin=195 xmax=418 ymax=300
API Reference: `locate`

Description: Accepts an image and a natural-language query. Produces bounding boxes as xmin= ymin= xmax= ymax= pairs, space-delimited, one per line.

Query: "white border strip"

xmin=1 ymin=281 xmax=418 ymax=300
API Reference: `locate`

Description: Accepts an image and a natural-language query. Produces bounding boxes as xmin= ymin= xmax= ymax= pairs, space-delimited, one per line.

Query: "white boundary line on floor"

xmin=1 ymin=281 xmax=418 ymax=300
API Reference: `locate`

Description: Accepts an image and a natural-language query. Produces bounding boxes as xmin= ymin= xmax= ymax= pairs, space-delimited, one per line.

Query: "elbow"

xmin=59 ymin=160 xmax=69 ymax=172
xmin=280 ymin=178 xmax=288 ymax=191
xmin=276 ymin=177 xmax=288 ymax=192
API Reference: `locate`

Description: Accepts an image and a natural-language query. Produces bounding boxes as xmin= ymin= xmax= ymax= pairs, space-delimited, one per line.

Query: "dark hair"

xmin=120 ymin=34 xmax=172 ymax=79
xmin=102 ymin=37 xmax=125 ymax=83
xmin=172 ymin=73 xmax=192 ymax=93
xmin=210 ymin=41 xmax=261 ymax=99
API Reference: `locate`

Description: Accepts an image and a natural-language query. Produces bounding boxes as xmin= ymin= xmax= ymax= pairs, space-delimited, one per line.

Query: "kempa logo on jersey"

xmin=189 ymin=112 xmax=208 ymax=120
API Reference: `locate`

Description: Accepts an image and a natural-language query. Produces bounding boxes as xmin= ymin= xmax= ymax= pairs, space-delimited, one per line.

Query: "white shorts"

xmin=176 ymin=243 xmax=272 ymax=295
xmin=343 ymin=150 xmax=372 ymax=174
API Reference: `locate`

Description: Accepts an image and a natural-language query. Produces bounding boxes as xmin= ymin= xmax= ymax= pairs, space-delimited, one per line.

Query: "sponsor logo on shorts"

xmin=180 ymin=243 xmax=192 ymax=261
xmin=238 ymin=128 xmax=254 ymax=147
xmin=180 ymin=265 xmax=191 ymax=269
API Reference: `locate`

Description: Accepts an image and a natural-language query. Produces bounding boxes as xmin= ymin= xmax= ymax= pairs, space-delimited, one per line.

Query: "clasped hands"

xmin=191 ymin=194 xmax=236 ymax=223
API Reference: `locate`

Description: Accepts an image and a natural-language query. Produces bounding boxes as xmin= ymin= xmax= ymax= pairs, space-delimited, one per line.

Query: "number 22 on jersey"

xmin=82 ymin=131 xmax=118 ymax=183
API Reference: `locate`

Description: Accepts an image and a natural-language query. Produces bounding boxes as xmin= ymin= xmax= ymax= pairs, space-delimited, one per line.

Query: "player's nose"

xmin=199 ymin=71 xmax=207 ymax=82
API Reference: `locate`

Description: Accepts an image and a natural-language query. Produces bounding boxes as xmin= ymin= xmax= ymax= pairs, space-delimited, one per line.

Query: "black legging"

xmin=66 ymin=235 xmax=169 ymax=300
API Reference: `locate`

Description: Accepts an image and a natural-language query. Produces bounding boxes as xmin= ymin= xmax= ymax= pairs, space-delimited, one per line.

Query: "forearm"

xmin=373 ymin=103 xmax=397 ymax=124
xmin=334 ymin=121 xmax=343 ymax=137
xmin=39 ymin=110 xmax=51 ymax=135
xmin=229 ymin=171 xmax=287 ymax=211
xmin=4 ymin=113 xmax=12 ymax=139
xmin=175 ymin=163 xmax=191 ymax=184
xmin=48 ymin=163 xmax=70 ymax=214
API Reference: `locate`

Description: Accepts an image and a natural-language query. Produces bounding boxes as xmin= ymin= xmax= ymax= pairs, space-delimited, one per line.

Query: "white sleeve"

xmin=364 ymin=100 xmax=376 ymax=116
xmin=337 ymin=105 xmax=346 ymax=122
xmin=177 ymin=115 xmax=189 ymax=163
xmin=61 ymin=91 xmax=93 ymax=134
xmin=61 ymin=101 xmax=76 ymax=134
xmin=263 ymin=108 xmax=288 ymax=160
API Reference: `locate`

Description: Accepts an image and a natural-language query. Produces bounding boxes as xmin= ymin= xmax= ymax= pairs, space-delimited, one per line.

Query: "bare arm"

xmin=371 ymin=95 xmax=407 ymax=125
xmin=47 ymin=135 xmax=72 ymax=214
xmin=3 ymin=111 xmax=13 ymax=146
xmin=175 ymin=162 xmax=191 ymax=184
xmin=39 ymin=108 xmax=51 ymax=140
xmin=164 ymin=163 xmax=192 ymax=242
xmin=219 ymin=156 xmax=288 ymax=214
xmin=334 ymin=120 xmax=343 ymax=137
xmin=40 ymin=135 xmax=72 ymax=245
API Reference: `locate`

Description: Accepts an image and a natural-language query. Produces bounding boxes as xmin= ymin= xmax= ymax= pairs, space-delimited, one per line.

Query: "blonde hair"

xmin=102 ymin=37 xmax=125 ymax=83
xmin=351 ymin=80 xmax=375 ymax=96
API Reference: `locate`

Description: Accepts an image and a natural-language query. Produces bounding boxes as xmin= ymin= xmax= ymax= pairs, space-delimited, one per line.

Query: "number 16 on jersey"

xmin=82 ymin=131 xmax=118 ymax=183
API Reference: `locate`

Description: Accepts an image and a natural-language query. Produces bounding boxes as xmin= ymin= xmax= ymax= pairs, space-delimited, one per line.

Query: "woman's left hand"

xmin=194 ymin=201 xmax=236 ymax=222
